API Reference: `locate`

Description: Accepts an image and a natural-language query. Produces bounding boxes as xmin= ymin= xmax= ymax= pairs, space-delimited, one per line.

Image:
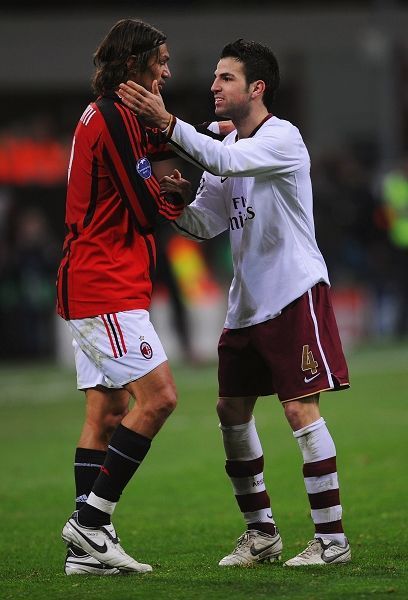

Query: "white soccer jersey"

xmin=171 ymin=115 xmax=329 ymax=329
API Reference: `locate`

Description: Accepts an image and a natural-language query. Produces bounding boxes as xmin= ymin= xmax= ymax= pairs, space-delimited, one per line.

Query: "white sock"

xmin=294 ymin=417 xmax=345 ymax=545
xmin=220 ymin=418 xmax=276 ymax=534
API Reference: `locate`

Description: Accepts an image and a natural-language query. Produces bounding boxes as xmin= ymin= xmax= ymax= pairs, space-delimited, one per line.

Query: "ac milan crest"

xmin=140 ymin=341 xmax=153 ymax=359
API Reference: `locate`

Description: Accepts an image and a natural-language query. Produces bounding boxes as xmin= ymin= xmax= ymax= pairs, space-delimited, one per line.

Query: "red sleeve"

xmin=96 ymin=97 xmax=183 ymax=227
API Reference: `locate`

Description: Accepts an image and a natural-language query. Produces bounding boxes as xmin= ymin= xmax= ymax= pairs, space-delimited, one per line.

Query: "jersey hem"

xmin=223 ymin=279 xmax=330 ymax=330
xmin=59 ymin=301 xmax=151 ymax=320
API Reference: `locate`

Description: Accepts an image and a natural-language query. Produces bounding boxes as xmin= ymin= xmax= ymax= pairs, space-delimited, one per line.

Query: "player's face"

xmin=211 ymin=57 xmax=252 ymax=120
xmin=138 ymin=43 xmax=171 ymax=92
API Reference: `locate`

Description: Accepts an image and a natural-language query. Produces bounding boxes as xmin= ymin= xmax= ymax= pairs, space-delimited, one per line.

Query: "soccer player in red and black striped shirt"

xmin=58 ymin=19 xmax=185 ymax=575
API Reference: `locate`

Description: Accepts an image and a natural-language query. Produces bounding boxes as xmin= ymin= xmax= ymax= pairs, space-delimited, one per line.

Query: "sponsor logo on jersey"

xmin=136 ymin=157 xmax=152 ymax=179
xmin=140 ymin=341 xmax=153 ymax=359
xmin=230 ymin=195 xmax=255 ymax=231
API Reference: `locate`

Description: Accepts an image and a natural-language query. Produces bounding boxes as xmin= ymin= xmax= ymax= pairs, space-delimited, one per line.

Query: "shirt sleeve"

xmin=173 ymin=172 xmax=229 ymax=241
xmin=169 ymin=117 xmax=308 ymax=177
xmin=98 ymin=104 xmax=184 ymax=229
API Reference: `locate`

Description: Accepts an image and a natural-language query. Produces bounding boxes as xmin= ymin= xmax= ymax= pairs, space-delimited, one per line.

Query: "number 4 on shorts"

xmin=301 ymin=345 xmax=318 ymax=375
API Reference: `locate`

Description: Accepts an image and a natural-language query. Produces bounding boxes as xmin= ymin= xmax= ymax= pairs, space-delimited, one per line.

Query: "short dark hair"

xmin=92 ymin=19 xmax=166 ymax=95
xmin=220 ymin=39 xmax=280 ymax=110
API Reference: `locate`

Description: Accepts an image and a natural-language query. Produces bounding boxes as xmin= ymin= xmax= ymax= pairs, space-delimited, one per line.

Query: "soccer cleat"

xmin=64 ymin=545 xmax=121 ymax=575
xmin=218 ymin=529 xmax=282 ymax=567
xmin=62 ymin=511 xmax=152 ymax=573
xmin=284 ymin=537 xmax=351 ymax=566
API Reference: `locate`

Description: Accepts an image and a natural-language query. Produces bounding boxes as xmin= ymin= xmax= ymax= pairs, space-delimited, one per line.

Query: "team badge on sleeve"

xmin=140 ymin=341 xmax=153 ymax=359
xmin=136 ymin=157 xmax=152 ymax=179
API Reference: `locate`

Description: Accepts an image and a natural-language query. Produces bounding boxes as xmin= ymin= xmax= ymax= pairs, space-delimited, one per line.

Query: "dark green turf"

xmin=1 ymin=342 xmax=407 ymax=599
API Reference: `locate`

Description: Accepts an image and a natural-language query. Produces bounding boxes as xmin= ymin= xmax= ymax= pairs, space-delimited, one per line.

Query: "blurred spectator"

xmin=154 ymin=227 xmax=199 ymax=364
xmin=0 ymin=207 xmax=59 ymax=359
xmin=378 ymin=154 xmax=408 ymax=337
xmin=150 ymin=159 xmax=197 ymax=363
xmin=312 ymin=146 xmax=378 ymax=286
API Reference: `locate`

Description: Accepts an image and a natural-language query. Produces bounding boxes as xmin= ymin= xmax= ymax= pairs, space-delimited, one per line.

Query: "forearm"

xmin=174 ymin=205 xmax=227 ymax=240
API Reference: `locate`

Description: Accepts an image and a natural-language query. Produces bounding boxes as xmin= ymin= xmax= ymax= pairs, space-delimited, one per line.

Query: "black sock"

xmin=72 ymin=448 xmax=106 ymax=553
xmin=78 ymin=424 xmax=151 ymax=527
xmin=74 ymin=448 xmax=106 ymax=511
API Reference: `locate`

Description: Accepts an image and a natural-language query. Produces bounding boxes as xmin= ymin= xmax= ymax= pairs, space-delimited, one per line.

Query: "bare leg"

xmin=122 ymin=361 xmax=177 ymax=438
xmin=78 ymin=386 xmax=130 ymax=450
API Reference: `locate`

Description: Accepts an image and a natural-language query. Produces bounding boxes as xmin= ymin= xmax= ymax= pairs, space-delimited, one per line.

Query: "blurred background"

xmin=1 ymin=0 xmax=408 ymax=365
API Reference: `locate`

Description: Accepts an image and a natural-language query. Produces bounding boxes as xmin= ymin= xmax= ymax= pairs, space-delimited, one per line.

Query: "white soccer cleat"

xmin=284 ymin=537 xmax=351 ymax=566
xmin=62 ymin=512 xmax=152 ymax=573
xmin=64 ymin=545 xmax=121 ymax=575
xmin=218 ymin=529 xmax=282 ymax=567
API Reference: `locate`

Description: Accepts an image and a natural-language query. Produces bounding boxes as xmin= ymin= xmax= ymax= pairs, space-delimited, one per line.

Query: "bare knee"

xmin=122 ymin=364 xmax=178 ymax=437
xmin=217 ymin=397 xmax=232 ymax=422
xmin=135 ymin=380 xmax=177 ymax=422
xmin=154 ymin=383 xmax=178 ymax=419
xmin=217 ymin=396 xmax=256 ymax=426
xmin=283 ymin=396 xmax=320 ymax=431
xmin=102 ymin=404 xmax=129 ymax=438
xmin=80 ymin=387 xmax=130 ymax=448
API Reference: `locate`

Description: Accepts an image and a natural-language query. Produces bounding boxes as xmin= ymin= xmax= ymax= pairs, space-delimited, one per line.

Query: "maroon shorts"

xmin=218 ymin=283 xmax=350 ymax=402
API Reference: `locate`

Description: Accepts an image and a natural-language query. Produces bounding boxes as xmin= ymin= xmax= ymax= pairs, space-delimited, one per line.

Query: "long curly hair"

xmin=92 ymin=19 xmax=166 ymax=95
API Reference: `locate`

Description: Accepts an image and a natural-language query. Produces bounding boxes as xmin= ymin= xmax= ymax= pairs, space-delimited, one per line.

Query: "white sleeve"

xmin=169 ymin=117 xmax=307 ymax=177
xmin=173 ymin=172 xmax=229 ymax=241
xmin=206 ymin=121 xmax=221 ymax=134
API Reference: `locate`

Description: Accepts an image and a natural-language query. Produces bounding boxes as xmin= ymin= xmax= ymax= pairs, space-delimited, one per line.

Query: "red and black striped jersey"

xmin=56 ymin=93 xmax=183 ymax=320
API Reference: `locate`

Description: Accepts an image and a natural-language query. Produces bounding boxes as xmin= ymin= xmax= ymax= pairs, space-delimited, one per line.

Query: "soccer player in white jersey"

xmin=119 ymin=39 xmax=351 ymax=567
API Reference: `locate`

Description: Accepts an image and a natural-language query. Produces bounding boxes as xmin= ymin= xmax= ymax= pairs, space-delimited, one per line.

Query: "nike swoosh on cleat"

xmin=221 ymin=177 xmax=228 ymax=183
xmin=250 ymin=541 xmax=280 ymax=557
xmin=304 ymin=373 xmax=320 ymax=383
xmin=67 ymin=559 xmax=108 ymax=569
xmin=70 ymin=521 xmax=108 ymax=554
xmin=322 ymin=547 xmax=350 ymax=563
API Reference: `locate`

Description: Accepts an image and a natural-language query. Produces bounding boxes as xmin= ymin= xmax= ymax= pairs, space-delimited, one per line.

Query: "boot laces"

xmin=232 ymin=532 xmax=251 ymax=554
xmin=298 ymin=539 xmax=321 ymax=558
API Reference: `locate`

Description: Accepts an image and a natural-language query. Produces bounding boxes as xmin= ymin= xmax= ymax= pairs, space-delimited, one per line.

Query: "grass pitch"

xmin=1 ymin=342 xmax=407 ymax=599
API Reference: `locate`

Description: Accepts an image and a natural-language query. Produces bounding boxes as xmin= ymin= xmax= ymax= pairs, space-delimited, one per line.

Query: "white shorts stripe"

xmin=307 ymin=289 xmax=334 ymax=388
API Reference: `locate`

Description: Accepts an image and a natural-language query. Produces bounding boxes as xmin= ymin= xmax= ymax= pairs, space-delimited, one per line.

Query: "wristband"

xmin=161 ymin=114 xmax=176 ymax=137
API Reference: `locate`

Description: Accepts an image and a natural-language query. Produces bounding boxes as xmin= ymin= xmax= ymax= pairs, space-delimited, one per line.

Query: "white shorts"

xmin=67 ymin=309 xmax=168 ymax=390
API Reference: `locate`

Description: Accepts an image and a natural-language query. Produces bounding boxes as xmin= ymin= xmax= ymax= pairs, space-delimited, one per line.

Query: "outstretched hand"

xmin=118 ymin=80 xmax=171 ymax=129
xmin=160 ymin=169 xmax=192 ymax=205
